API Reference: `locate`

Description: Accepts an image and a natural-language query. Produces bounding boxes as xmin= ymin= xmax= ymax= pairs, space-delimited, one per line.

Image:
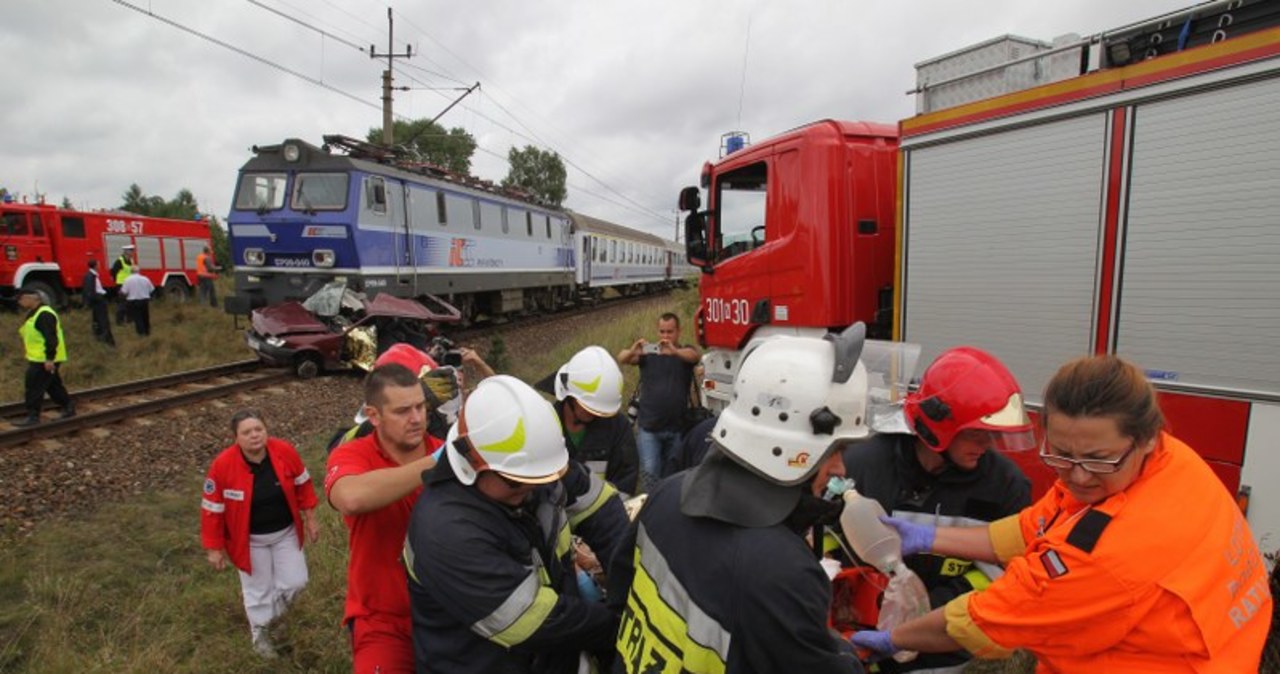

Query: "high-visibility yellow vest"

xmin=115 ymin=256 xmax=132 ymax=284
xmin=20 ymin=305 xmax=68 ymax=363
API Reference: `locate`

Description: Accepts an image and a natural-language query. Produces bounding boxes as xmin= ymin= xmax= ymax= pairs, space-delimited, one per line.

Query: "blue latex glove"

xmin=880 ymin=515 xmax=935 ymax=556
xmin=850 ymin=629 xmax=897 ymax=658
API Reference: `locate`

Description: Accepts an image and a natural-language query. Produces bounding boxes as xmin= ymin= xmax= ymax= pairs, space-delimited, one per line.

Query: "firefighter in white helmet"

xmin=405 ymin=375 xmax=629 ymax=674
xmin=608 ymin=324 xmax=872 ymax=674
xmin=535 ymin=345 xmax=639 ymax=494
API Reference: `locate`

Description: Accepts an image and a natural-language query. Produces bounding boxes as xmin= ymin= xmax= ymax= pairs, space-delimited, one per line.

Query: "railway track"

xmin=450 ymin=291 xmax=669 ymax=345
xmin=0 ymin=360 xmax=293 ymax=448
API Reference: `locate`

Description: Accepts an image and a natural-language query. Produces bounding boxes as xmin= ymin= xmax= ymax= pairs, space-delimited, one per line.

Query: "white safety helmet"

xmin=711 ymin=323 xmax=871 ymax=486
xmin=445 ymin=375 xmax=570 ymax=486
xmin=553 ymin=345 xmax=624 ymax=417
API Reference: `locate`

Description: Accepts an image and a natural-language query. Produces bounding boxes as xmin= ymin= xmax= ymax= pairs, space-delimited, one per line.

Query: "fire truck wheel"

xmin=22 ymin=281 xmax=64 ymax=309
xmin=294 ymin=355 xmax=321 ymax=380
xmin=162 ymin=279 xmax=190 ymax=303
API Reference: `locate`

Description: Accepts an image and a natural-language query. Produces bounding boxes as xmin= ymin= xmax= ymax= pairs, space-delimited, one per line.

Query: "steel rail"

xmin=0 ymin=360 xmax=264 ymax=420
xmin=0 ymin=368 xmax=292 ymax=448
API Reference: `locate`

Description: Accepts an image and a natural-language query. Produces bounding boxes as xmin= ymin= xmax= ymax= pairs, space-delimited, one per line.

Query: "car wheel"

xmin=294 ymin=355 xmax=321 ymax=380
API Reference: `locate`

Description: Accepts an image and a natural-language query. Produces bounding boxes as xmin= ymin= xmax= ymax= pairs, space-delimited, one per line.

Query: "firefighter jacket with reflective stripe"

xmin=946 ymin=433 xmax=1273 ymax=672
xmin=200 ymin=438 xmax=317 ymax=574
xmin=608 ymin=472 xmax=864 ymax=674
xmin=844 ymin=433 xmax=1029 ymax=672
xmin=20 ymin=305 xmax=67 ymax=363
xmin=558 ymin=399 xmax=640 ymax=496
xmin=406 ymin=457 xmax=628 ymax=674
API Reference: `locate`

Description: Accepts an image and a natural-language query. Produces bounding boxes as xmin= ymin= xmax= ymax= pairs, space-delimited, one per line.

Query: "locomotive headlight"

xmin=282 ymin=143 xmax=301 ymax=162
xmin=244 ymin=248 xmax=266 ymax=266
xmin=312 ymin=249 xmax=336 ymax=268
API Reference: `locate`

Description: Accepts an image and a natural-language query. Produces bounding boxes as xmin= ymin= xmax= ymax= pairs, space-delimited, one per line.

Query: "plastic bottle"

xmin=839 ymin=489 xmax=903 ymax=574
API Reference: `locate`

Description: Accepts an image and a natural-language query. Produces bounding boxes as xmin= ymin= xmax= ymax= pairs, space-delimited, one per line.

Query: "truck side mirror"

xmin=677 ymin=186 xmax=701 ymax=212
xmin=685 ymin=211 xmax=709 ymax=270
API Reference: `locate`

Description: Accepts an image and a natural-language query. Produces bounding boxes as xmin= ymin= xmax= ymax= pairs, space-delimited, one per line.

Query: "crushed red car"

xmin=245 ymin=283 xmax=461 ymax=378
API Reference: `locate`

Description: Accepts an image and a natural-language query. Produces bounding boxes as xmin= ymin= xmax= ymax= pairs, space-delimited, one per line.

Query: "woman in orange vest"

xmin=851 ymin=355 xmax=1272 ymax=672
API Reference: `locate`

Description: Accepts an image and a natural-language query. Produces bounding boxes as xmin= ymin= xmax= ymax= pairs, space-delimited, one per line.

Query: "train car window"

xmin=364 ymin=177 xmax=388 ymax=215
xmin=61 ymin=217 xmax=86 ymax=238
xmin=525 ymin=211 xmax=533 ymax=237
xmin=500 ymin=207 xmax=511 ymax=234
xmin=472 ymin=199 xmax=481 ymax=230
xmin=4 ymin=212 xmax=28 ymax=236
xmin=610 ymin=240 xmax=617 ymax=263
xmin=545 ymin=215 xmax=552 ymax=239
xmin=437 ymin=192 xmax=448 ymax=225
xmin=292 ymin=173 xmax=349 ymax=211
xmin=234 ymin=173 xmax=288 ymax=211
xmin=715 ymin=161 xmax=768 ymax=262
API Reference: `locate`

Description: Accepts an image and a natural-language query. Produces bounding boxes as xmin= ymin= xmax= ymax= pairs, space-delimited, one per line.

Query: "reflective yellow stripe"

xmin=490 ymin=586 xmax=558 ymax=647
xmin=938 ymin=557 xmax=972 ymax=577
xmin=567 ymin=475 xmax=616 ymax=527
xmin=944 ymin=593 xmax=1012 ymax=659
xmin=555 ymin=521 xmax=573 ymax=560
xmin=963 ymin=568 xmax=991 ymax=591
xmin=616 ymin=525 xmax=728 ymax=674
xmin=988 ymin=515 xmax=1026 ymax=564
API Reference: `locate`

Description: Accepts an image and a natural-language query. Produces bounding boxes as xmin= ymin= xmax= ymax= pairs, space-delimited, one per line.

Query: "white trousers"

xmin=237 ymin=524 xmax=309 ymax=642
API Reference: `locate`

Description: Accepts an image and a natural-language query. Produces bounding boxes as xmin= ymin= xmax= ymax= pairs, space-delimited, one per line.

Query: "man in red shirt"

xmin=326 ymin=364 xmax=441 ymax=674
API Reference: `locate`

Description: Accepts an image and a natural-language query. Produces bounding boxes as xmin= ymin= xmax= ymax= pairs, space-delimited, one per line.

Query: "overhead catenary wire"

xmin=112 ymin=0 xmax=670 ymax=230
xmin=109 ymin=0 xmax=380 ymax=113
xmin=388 ymin=9 xmax=673 ymax=224
xmin=245 ymin=0 xmax=367 ymax=53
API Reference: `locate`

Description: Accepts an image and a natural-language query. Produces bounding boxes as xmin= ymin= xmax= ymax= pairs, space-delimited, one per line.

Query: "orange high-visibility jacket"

xmin=945 ymin=433 xmax=1272 ymax=673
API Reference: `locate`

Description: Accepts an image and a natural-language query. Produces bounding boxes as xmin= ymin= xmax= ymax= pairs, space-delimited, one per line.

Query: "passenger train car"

xmin=226 ymin=135 xmax=687 ymax=320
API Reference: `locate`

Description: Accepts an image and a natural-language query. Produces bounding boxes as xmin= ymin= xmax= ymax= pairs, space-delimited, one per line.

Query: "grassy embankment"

xmin=0 ymin=286 xmax=698 ymax=673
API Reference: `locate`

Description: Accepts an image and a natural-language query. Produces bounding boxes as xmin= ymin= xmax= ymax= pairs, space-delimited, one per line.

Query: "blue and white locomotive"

xmin=226 ymin=135 xmax=687 ymax=320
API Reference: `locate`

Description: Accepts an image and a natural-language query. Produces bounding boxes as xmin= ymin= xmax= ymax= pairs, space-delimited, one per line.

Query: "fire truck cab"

xmin=679 ymin=120 xmax=898 ymax=407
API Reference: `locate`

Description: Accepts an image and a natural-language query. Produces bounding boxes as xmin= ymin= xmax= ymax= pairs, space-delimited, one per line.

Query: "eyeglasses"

xmin=1039 ymin=442 xmax=1138 ymax=474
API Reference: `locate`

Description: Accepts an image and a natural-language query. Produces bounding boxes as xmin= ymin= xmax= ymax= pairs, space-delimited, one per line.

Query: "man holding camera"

xmin=617 ymin=312 xmax=700 ymax=492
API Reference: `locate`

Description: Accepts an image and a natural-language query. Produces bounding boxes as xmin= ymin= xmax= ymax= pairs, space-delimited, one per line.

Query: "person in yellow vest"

xmin=14 ymin=287 xmax=74 ymax=427
xmin=110 ymin=244 xmax=135 ymax=326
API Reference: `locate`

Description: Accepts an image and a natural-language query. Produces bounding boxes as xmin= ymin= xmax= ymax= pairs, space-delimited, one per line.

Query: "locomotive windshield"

xmin=234 ymin=173 xmax=288 ymax=211
xmin=292 ymin=173 xmax=349 ymax=212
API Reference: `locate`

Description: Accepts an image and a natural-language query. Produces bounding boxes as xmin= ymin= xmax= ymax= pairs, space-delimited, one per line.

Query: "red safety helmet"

xmin=375 ymin=343 xmax=438 ymax=376
xmin=903 ymin=346 xmax=1035 ymax=453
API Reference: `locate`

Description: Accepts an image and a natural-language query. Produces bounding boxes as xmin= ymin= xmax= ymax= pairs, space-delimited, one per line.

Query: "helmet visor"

xmin=496 ymin=464 xmax=568 ymax=485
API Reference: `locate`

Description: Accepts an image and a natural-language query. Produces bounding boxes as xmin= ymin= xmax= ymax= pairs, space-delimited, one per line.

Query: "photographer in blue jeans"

xmin=617 ymin=313 xmax=700 ymax=492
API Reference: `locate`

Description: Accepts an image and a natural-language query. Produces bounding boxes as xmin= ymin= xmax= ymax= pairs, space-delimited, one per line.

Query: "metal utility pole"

xmin=370 ymin=8 xmax=413 ymax=145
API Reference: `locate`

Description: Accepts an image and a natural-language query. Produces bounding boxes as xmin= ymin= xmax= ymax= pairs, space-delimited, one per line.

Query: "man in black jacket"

xmin=843 ymin=346 xmax=1033 ymax=673
xmin=81 ymin=260 xmax=114 ymax=346
xmin=536 ymin=345 xmax=639 ymax=495
xmin=406 ymin=375 xmax=629 ymax=674
xmin=609 ymin=325 xmax=871 ymax=674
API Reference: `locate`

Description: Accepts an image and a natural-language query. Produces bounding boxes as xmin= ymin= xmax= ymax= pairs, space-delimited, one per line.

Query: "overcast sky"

xmin=3 ymin=0 xmax=1189 ymax=239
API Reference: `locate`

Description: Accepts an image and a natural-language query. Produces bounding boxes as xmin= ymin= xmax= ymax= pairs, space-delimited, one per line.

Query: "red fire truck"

xmin=679 ymin=0 xmax=1280 ymax=547
xmin=0 ymin=202 xmax=214 ymax=307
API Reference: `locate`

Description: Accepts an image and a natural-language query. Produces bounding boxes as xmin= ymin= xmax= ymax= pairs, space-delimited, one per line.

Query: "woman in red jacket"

xmin=201 ymin=409 xmax=319 ymax=657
